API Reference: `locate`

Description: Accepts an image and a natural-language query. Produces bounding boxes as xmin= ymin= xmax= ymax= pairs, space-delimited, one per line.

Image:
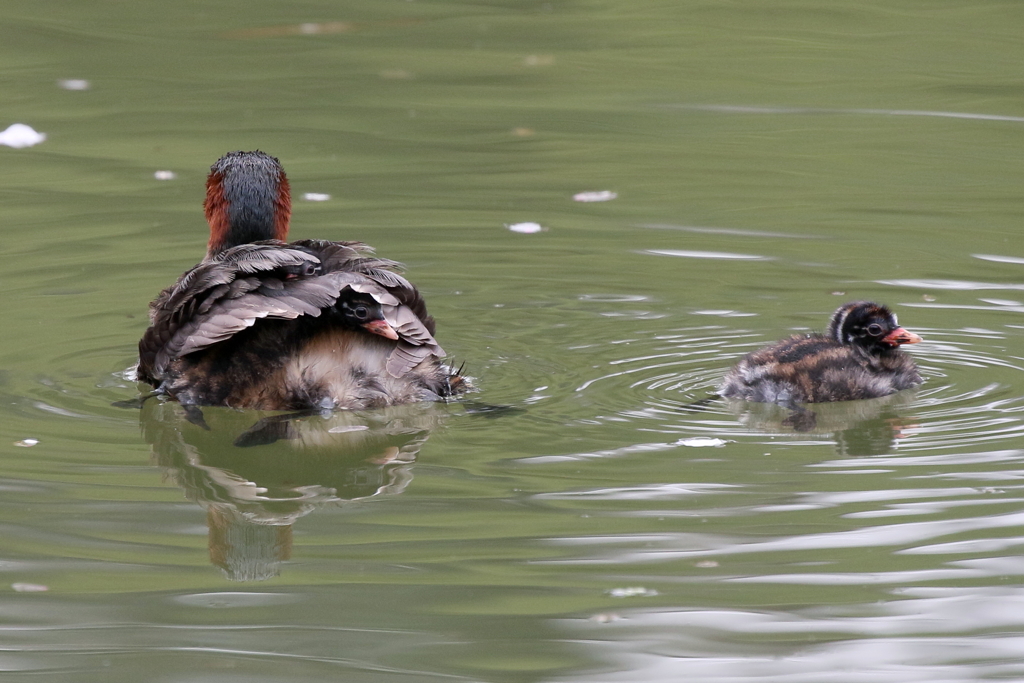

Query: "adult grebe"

xmin=137 ymin=150 xmax=464 ymax=410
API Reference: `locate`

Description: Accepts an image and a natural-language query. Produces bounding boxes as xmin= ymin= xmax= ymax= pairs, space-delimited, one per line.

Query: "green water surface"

xmin=2 ymin=1 xmax=1024 ymax=681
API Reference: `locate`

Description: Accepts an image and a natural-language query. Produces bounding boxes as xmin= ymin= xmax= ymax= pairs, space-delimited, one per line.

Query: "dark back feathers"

xmin=138 ymin=240 xmax=443 ymax=384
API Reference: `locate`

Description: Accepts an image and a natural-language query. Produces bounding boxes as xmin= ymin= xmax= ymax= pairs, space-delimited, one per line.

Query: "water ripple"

xmin=668 ymin=103 xmax=1024 ymax=123
xmin=879 ymin=278 xmax=1024 ymax=291
xmin=641 ymin=249 xmax=771 ymax=261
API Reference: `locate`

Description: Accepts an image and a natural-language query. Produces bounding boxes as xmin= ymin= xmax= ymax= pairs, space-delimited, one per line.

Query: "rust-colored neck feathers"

xmin=204 ymin=150 xmax=291 ymax=256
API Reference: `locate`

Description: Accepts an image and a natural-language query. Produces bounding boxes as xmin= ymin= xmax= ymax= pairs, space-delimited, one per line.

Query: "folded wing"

xmin=138 ymin=241 xmax=445 ymax=383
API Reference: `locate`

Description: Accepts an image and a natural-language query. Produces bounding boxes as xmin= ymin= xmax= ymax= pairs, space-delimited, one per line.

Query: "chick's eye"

xmin=353 ymin=306 xmax=369 ymax=320
xmin=867 ymin=323 xmax=884 ymax=336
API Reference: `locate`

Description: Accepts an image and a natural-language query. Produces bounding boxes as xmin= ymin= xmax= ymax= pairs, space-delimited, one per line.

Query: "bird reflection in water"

xmin=140 ymin=399 xmax=445 ymax=581
xmin=722 ymin=391 xmax=919 ymax=457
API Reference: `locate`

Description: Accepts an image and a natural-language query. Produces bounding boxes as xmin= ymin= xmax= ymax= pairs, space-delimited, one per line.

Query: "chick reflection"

xmin=141 ymin=400 xmax=443 ymax=581
xmin=723 ymin=391 xmax=918 ymax=456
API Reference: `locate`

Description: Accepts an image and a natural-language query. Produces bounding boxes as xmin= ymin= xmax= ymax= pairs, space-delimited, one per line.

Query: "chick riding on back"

xmin=137 ymin=150 xmax=464 ymax=411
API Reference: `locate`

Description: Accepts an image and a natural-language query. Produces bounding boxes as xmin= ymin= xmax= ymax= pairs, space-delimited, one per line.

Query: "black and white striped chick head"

xmin=826 ymin=301 xmax=922 ymax=355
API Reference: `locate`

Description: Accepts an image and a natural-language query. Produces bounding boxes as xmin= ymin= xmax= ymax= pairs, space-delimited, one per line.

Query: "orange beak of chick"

xmin=883 ymin=327 xmax=922 ymax=347
xmin=362 ymin=319 xmax=400 ymax=340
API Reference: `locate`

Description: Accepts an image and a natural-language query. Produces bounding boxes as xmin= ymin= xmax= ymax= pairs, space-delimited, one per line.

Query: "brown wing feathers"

xmin=138 ymin=240 xmax=444 ymax=384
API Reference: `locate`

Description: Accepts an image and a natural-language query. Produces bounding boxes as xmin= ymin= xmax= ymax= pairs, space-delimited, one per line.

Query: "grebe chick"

xmin=137 ymin=150 xmax=464 ymax=411
xmin=719 ymin=301 xmax=922 ymax=407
